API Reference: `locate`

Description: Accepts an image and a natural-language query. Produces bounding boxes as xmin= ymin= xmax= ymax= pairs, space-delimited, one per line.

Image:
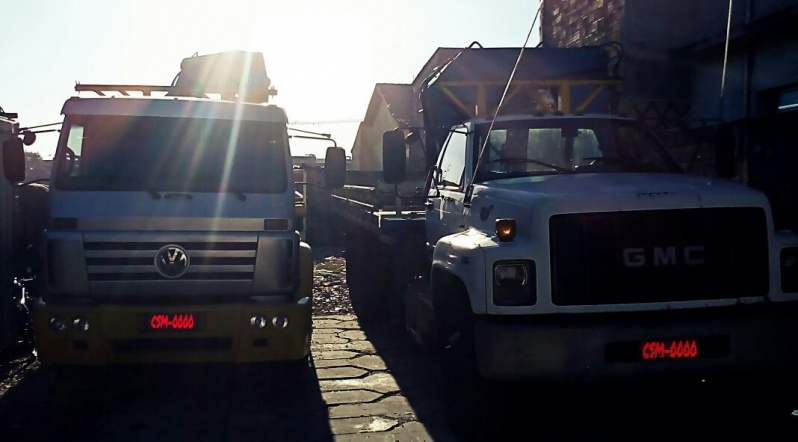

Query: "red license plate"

xmin=141 ymin=313 xmax=202 ymax=331
xmin=606 ymin=335 xmax=728 ymax=363
xmin=641 ymin=339 xmax=699 ymax=360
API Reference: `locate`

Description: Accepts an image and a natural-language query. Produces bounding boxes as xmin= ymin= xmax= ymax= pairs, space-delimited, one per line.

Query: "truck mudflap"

xmin=32 ymin=299 xmax=312 ymax=365
xmin=473 ymin=303 xmax=798 ymax=382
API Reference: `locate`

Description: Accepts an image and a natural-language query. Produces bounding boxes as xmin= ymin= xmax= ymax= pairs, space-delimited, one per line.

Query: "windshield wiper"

xmin=485 ymin=158 xmax=573 ymax=173
xmin=578 ymin=156 xmax=656 ymax=172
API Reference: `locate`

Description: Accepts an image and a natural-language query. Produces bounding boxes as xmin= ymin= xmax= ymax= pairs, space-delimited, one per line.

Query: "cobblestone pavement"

xmin=311 ymin=315 xmax=454 ymax=441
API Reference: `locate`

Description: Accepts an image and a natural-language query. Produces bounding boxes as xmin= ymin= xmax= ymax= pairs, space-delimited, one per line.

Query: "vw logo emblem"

xmin=155 ymin=244 xmax=190 ymax=279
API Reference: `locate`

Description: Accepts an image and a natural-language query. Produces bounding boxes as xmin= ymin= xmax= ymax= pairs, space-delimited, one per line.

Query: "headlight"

xmin=493 ymin=260 xmax=536 ymax=306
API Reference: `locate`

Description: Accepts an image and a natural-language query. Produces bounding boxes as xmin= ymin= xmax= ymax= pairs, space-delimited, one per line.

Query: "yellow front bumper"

xmin=32 ymin=299 xmax=312 ymax=365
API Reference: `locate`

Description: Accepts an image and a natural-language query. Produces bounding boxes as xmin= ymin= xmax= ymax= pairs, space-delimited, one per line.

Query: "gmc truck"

xmin=325 ymin=44 xmax=798 ymax=437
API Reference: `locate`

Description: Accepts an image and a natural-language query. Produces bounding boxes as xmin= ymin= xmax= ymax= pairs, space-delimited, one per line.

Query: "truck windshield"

xmin=473 ymin=118 xmax=682 ymax=182
xmin=53 ymin=115 xmax=288 ymax=193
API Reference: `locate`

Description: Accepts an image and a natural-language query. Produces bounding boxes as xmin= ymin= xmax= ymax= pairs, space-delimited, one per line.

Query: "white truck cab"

xmin=324 ymin=45 xmax=798 ymax=438
xmin=380 ymin=109 xmax=798 ymax=437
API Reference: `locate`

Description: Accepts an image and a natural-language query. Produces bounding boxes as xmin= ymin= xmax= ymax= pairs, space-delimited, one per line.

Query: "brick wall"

xmin=541 ymin=0 xmax=623 ymax=48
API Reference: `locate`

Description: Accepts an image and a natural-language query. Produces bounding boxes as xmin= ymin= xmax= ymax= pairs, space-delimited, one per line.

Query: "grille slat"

xmin=87 ymin=265 xmax=255 ymax=274
xmin=85 ymin=250 xmax=257 ymax=259
xmin=84 ymin=239 xmax=258 ymax=282
xmin=84 ymin=241 xmax=257 ymax=251
xmin=549 ymin=208 xmax=769 ymax=306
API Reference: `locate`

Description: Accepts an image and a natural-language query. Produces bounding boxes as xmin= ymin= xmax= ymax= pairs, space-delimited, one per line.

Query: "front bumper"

xmin=474 ymin=303 xmax=798 ymax=382
xmin=32 ymin=298 xmax=312 ymax=365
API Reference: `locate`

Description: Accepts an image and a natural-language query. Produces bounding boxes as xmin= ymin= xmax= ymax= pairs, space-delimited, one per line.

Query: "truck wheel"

xmin=272 ymin=354 xmax=315 ymax=385
xmin=345 ymin=226 xmax=388 ymax=323
xmin=436 ymin=291 xmax=488 ymax=440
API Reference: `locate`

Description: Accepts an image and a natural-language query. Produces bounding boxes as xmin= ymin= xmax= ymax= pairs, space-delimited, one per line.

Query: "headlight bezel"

xmin=492 ymin=260 xmax=536 ymax=306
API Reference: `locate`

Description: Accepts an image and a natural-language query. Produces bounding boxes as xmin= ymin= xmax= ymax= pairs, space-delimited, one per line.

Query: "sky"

xmin=3 ymin=0 xmax=541 ymax=160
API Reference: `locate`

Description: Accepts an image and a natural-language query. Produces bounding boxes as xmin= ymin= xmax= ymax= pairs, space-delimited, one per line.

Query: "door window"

xmin=437 ymin=128 xmax=467 ymax=189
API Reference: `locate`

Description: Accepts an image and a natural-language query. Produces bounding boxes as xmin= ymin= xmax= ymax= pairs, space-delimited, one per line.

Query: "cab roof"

xmin=61 ymin=96 xmax=288 ymax=123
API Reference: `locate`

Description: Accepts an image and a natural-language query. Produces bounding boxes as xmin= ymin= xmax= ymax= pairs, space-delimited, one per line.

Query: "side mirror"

xmin=382 ymin=128 xmax=406 ymax=184
xmin=22 ymin=131 xmax=36 ymax=146
xmin=324 ymin=146 xmax=346 ymax=188
xmin=2 ymin=137 xmax=26 ymax=183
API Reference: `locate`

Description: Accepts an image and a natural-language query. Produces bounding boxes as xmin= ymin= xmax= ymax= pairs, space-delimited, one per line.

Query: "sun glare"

xmin=250 ymin=3 xmax=376 ymax=117
xmin=140 ymin=0 xmax=383 ymax=155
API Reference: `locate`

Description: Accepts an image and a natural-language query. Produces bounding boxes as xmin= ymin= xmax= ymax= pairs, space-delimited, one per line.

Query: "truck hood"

xmin=471 ymin=172 xmax=771 ymax=214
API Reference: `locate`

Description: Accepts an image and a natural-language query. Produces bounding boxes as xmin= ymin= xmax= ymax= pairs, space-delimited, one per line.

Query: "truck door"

xmin=426 ymin=126 xmax=469 ymax=255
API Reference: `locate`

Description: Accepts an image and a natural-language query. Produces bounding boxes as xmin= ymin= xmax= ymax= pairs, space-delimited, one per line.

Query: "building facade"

xmin=542 ymin=0 xmax=798 ymax=229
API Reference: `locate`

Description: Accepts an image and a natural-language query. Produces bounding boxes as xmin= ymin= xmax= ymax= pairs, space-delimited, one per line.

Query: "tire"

xmin=435 ymin=284 xmax=489 ymax=441
xmin=345 ymin=225 xmax=388 ymax=324
xmin=15 ymin=302 xmax=36 ymax=355
xmin=273 ymin=354 xmax=315 ymax=385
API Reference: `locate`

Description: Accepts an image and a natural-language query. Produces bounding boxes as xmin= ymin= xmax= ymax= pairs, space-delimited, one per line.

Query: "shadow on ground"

xmin=0 ymin=359 xmax=333 ymax=441
xmin=349 ymin=291 xmax=798 ymax=442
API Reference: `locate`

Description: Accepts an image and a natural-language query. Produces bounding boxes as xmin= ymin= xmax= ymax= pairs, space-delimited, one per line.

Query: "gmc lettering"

xmin=623 ymin=246 xmax=705 ymax=267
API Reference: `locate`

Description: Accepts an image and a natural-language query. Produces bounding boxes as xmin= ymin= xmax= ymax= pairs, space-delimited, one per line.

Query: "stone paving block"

xmin=312 ymin=328 xmax=343 ymax=335
xmin=315 ymin=315 xmax=357 ymax=321
xmin=330 ymin=416 xmax=399 ymax=435
xmin=348 ymin=355 xmax=387 ymax=371
xmin=342 ymin=341 xmax=377 ymax=354
xmin=313 ymin=350 xmax=361 ymax=361
xmin=317 ymin=366 xmax=368 ymax=380
xmin=338 ymin=330 xmax=367 ymax=341
xmin=322 ymin=389 xmax=382 ymax=405
xmin=329 ymin=395 xmax=415 ymax=419
xmin=335 ymin=320 xmax=363 ymax=330
xmin=389 ymin=421 xmax=454 ymax=442
xmin=319 ymin=372 xmax=400 ymax=394
xmin=312 ymin=335 xmax=349 ymax=345
xmin=313 ymin=344 xmax=341 ymax=353
xmin=332 ymin=421 xmax=445 ymax=442
xmin=313 ymin=319 xmax=346 ymax=328
xmin=312 ymin=358 xmax=353 ymax=369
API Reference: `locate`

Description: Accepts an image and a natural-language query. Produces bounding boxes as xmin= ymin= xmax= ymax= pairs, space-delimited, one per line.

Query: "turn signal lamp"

xmin=495 ymin=219 xmax=517 ymax=242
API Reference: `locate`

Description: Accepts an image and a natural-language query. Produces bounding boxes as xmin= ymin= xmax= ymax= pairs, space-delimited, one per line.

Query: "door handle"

xmin=424 ymin=199 xmax=434 ymax=209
